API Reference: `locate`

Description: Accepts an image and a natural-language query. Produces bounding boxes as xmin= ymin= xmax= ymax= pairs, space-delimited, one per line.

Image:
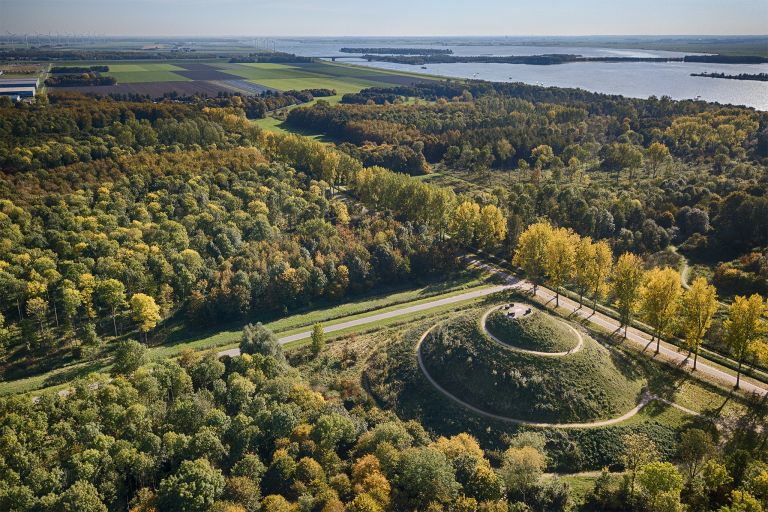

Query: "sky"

xmin=1 ymin=0 xmax=767 ymax=36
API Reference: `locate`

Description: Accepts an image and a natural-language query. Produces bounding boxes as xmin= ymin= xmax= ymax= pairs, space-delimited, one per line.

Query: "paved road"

xmin=466 ymin=257 xmax=767 ymax=397
xmin=217 ymin=284 xmax=511 ymax=358
xmin=480 ymin=305 xmax=584 ymax=357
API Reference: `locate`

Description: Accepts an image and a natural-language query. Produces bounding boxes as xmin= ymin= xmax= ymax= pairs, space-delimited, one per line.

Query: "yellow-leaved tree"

xmin=679 ymin=277 xmax=718 ymax=370
xmin=641 ymin=267 xmax=682 ymax=353
xmin=724 ymin=294 xmax=767 ymax=389
xmin=475 ymin=204 xmax=507 ymax=250
xmin=612 ymin=253 xmax=645 ymax=338
xmin=130 ymin=293 xmax=161 ymax=343
xmin=544 ymin=227 xmax=577 ymax=307
xmin=513 ymin=221 xmax=554 ymax=295
xmin=449 ymin=201 xmax=481 ymax=246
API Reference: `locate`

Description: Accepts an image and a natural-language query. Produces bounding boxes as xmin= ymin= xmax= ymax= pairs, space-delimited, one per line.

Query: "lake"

xmin=274 ymin=37 xmax=768 ymax=110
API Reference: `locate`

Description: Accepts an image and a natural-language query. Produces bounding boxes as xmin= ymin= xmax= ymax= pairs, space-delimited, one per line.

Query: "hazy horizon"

xmin=2 ymin=0 xmax=767 ymax=37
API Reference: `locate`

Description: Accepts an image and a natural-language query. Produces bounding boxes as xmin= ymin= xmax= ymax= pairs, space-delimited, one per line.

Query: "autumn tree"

xmin=637 ymin=462 xmax=684 ymax=512
xmin=622 ymin=433 xmax=659 ymax=502
xmin=724 ymin=293 xmax=767 ymax=389
xmin=573 ymin=237 xmax=597 ymax=307
xmin=449 ymin=201 xmax=480 ymax=246
xmin=96 ymin=278 xmax=126 ymax=336
xmin=499 ymin=445 xmax=546 ymax=502
xmin=640 ymin=267 xmax=682 ymax=353
xmin=679 ymin=277 xmax=718 ymax=370
xmin=475 ymin=204 xmax=507 ymax=250
xmin=646 ymin=142 xmax=671 ymax=178
xmin=612 ymin=253 xmax=646 ymax=337
xmin=589 ymin=241 xmax=613 ymax=313
xmin=513 ymin=221 xmax=554 ymax=295
xmin=544 ymin=227 xmax=577 ymax=307
xmin=25 ymin=296 xmax=48 ymax=342
xmin=130 ymin=293 xmax=161 ymax=342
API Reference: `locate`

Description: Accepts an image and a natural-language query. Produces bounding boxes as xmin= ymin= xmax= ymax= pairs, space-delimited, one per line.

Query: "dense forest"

xmin=1 ymin=69 xmax=767 ymax=511
xmin=286 ymin=81 xmax=768 ymax=297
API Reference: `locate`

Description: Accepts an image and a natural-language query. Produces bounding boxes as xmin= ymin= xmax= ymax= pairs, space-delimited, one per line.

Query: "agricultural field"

xmin=46 ymin=58 xmax=438 ymax=99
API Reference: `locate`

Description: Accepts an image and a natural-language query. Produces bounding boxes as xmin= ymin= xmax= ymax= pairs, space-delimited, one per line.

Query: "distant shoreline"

xmin=691 ymin=72 xmax=768 ymax=82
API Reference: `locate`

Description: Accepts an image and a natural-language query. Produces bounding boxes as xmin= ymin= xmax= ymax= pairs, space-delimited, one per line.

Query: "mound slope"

xmin=485 ymin=305 xmax=579 ymax=353
xmin=419 ymin=313 xmax=645 ymax=423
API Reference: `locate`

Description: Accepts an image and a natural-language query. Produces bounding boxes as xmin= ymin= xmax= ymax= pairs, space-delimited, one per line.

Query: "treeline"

xmin=363 ymin=54 xmax=678 ymax=66
xmin=50 ymin=65 xmax=110 ymax=73
xmin=513 ymin=221 xmax=768 ymax=380
xmin=229 ymin=52 xmax=314 ymax=64
xmin=684 ymin=54 xmax=768 ymax=64
xmin=45 ymin=72 xmax=117 ymax=87
xmin=287 ymin=81 xmax=768 ymax=292
xmin=0 ymin=49 xmax=221 ymax=61
xmin=341 ymin=47 xmax=453 ymax=55
xmin=692 ymin=72 xmax=768 ymax=82
xmin=202 ymin=89 xmax=336 ymax=119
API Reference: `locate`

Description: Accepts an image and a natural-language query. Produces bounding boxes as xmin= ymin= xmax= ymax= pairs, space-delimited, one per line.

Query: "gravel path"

xmin=464 ymin=257 xmax=767 ymax=397
xmin=415 ymin=322 xmax=702 ymax=428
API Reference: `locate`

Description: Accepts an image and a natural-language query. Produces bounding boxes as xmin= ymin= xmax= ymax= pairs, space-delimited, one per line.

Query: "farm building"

xmin=0 ymin=77 xmax=40 ymax=88
xmin=0 ymin=77 xmax=39 ymax=101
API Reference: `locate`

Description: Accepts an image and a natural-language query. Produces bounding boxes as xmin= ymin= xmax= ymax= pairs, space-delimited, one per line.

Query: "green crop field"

xmin=105 ymin=63 xmax=191 ymax=83
xmin=220 ymin=61 xmax=425 ymax=93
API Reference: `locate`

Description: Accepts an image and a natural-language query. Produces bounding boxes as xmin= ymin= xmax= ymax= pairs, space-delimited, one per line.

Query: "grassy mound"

xmin=485 ymin=306 xmax=579 ymax=353
xmin=420 ymin=313 xmax=646 ymax=423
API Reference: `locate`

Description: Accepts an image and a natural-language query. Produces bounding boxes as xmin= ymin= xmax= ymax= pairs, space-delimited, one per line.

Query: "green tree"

xmin=311 ymin=323 xmax=325 ymax=357
xmin=96 ymin=278 xmax=126 ymax=336
xmin=397 ymin=446 xmax=458 ymax=509
xmin=157 ymin=458 xmax=225 ymax=512
xmin=239 ymin=322 xmax=284 ymax=363
xmin=622 ymin=433 xmax=659 ymax=502
xmin=678 ymin=429 xmax=715 ymax=484
xmin=25 ymin=296 xmax=48 ymax=341
xmin=112 ymin=339 xmax=147 ymax=375
xmin=56 ymin=481 xmax=107 ymax=512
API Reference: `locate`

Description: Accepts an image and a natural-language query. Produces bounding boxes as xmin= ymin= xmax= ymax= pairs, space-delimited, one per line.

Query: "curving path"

xmin=462 ymin=255 xmax=768 ymax=397
xmin=415 ymin=322 xmax=701 ymax=429
xmin=480 ymin=305 xmax=584 ymax=357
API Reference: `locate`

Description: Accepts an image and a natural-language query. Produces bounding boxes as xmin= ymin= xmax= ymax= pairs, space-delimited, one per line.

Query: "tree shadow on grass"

xmin=42 ymin=359 xmax=111 ymax=389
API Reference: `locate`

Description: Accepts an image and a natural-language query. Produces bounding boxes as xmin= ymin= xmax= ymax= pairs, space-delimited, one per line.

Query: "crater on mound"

xmin=485 ymin=304 xmax=580 ymax=353
xmin=419 ymin=313 xmax=646 ymax=423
